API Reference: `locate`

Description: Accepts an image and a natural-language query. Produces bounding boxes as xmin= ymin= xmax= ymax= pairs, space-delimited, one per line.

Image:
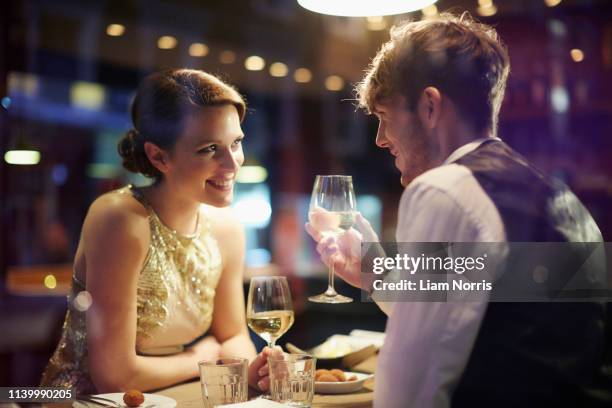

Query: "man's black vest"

xmin=451 ymin=140 xmax=611 ymax=407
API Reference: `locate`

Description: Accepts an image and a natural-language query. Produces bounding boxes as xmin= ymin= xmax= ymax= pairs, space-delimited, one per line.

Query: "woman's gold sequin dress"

xmin=40 ymin=186 xmax=223 ymax=393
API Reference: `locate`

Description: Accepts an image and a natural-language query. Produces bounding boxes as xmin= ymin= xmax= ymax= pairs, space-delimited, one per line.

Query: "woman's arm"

xmin=208 ymin=207 xmax=260 ymax=385
xmin=84 ymin=195 xmax=219 ymax=392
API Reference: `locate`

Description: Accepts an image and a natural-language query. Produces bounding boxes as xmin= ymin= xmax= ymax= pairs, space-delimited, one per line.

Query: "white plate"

xmin=315 ymin=372 xmax=373 ymax=394
xmin=74 ymin=393 xmax=176 ymax=408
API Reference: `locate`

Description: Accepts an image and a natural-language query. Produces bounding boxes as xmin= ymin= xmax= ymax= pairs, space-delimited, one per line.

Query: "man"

xmin=306 ymin=12 xmax=611 ymax=407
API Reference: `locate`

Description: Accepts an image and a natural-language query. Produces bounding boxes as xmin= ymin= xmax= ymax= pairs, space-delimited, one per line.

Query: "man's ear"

xmin=144 ymin=141 xmax=171 ymax=175
xmin=417 ymin=87 xmax=442 ymax=130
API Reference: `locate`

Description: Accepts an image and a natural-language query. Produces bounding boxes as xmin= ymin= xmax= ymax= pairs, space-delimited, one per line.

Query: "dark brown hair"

xmin=118 ymin=69 xmax=246 ymax=179
xmin=356 ymin=12 xmax=510 ymax=135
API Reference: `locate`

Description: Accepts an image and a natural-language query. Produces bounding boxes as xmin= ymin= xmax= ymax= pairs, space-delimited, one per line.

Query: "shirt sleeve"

xmin=374 ymin=181 xmax=492 ymax=408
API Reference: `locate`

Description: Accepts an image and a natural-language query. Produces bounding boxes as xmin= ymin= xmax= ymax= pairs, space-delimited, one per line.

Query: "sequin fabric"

xmin=40 ymin=186 xmax=222 ymax=393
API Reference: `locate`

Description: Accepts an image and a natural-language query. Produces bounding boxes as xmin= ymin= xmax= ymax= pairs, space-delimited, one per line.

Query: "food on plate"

xmin=317 ymin=373 xmax=339 ymax=382
xmin=123 ymin=389 xmax=145 ymax=407
xmin=315 ymin=369 xmax=332 ymax=381
xmin=315 ymin=368 xmax=358 ymax=382
xmin=329 ymin=369 xmax=346 ymax=382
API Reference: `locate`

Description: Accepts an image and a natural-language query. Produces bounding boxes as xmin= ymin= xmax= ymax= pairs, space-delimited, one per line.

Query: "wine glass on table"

xmin=247 ymin=276 xmax=294 ymax=348
xmin=308 ymin=175 xmax=356 ymax=304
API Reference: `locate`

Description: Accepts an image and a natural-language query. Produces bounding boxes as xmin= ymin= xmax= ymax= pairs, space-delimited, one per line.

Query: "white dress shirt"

xmin=374 ymin=138 xmax=507 ymax=408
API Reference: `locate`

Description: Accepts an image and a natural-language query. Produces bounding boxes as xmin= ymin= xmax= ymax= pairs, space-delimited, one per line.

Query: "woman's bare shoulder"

xmin=84 ymin=188 xmax=150 ymax=240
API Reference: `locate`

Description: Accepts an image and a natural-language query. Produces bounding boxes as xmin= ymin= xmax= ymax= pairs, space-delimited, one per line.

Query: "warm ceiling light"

xmin=570 ymin=48 xmax=584 ymax=62
xmin=478 ymin=0 xmax=493 ymax=6
xmin=219 ymin=50 xmax=236 ymax=64
xmin=422 ymin=4 xmax=438 ymax=17
xmin=157 ymin=36 xmax=177 ymax=49
xmin=4 ymin=150 xmax=41 ymax=165
xmin=325 ymin=75 xmax=345 ymax=91
xmin=477 ymin=4 xmax=497 ymax=16
xmin=245 ymin=56 xmax=266 ymax=71
xmin=366 ymin=16 xmax=387 ymax=31
xmin=106 ymin=24 xmax=125 ymax=37
xmin=189 ymin=43 xmax=209 ymax=57
xmin=297 ymin=0 xmax=438 ymax=17
xmin=269 ymin=62 xmax=289 ymax=77
xmin=544 ymin=0 xmax=562 ymax=6
xmin=294 ymin=68 xmax=312 ymax=83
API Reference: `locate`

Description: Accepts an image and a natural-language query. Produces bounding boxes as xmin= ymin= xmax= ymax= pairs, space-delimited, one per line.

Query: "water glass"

xmin=198 ymin=358 xmax=248 ymax=408
xmin=269 ymin=354 xmax=316 ymax=408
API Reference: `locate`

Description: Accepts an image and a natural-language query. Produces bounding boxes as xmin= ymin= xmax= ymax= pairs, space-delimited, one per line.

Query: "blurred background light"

xmin=1 ymin=96 xmax=10 ymax=109
xmin=219 ymin=50 xmax=236 ymax=64
xmin=74 ymin=291 xmax=93 ymax=312
xmin=233 ymin=198 xmax=272 ymax=228
xmin=43 ymin=274 xmax=57 ymax=289
xmin=237 ymin=165 xmax=268 ymax=183
xmin=325 ymin=75 xmax=344 ymax=91
xmin=477 ymin=0 xmax=497 ymax=17
xmin=570 ymin=48 xmax=584 ymax=62
xmin=551 ymin=85 xmax=570 ymax=113
xmin=8 ymin=72 xmax=38 ymax=97
xmin=422 ymin=4 xmax=438 ymax=18
xmin=157 ymin=35 xmax=177 ymax=49
xmin=189 ymin=42 xmax=209 ymax=57
xmin=4 ymin=150 xmax=41 ymax=165
xmin=245 ymin=55 xmax=266 ymax=71
xmin=87 ymin=163 xmax=119 ymax=179
xmin=366 ymin=16 xmax=387 ymax=31
xmin=545 ymin=0 xmax=562 ymax=7
xmin=246 ymin=248 xmax=272 ymax=267
xmin=106 ymin=23 xmax=125 ymax=37
xmin=70 ymin=81 xmax=105 ymax=110
xmin=548 ymin=19 xmax=567 ymax=37
xmin=269 ymin=62 xmax=289 ymax=77
xmin=297 ymin=0 xmax=438 ymax=17
xmin=51 ymin=164 xmax=69 ymax=185
xmin=294 ymin=68 xmax=312 ymax=83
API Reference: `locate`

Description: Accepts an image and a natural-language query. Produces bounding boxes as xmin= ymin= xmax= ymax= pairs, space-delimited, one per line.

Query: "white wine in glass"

xmin=308 ymin=175 xmax=357 ymax=304
xmin=246 ymin=276 xmax=294 ymax=348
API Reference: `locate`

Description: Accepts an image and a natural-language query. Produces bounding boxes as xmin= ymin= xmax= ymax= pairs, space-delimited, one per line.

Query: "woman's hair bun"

xmin=117 ymin=129 xmax=161 ymax=178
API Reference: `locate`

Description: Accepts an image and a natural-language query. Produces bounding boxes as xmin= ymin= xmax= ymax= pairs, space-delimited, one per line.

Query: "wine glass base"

xmin=308 ymin=293 xmax=353 ymax=303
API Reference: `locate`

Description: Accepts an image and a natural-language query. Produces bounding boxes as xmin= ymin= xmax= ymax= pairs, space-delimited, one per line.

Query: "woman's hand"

xmin=188 ymin=335 xmax=222 ymax=362
xmin=248 ymin=346 xmax=283 ymax=391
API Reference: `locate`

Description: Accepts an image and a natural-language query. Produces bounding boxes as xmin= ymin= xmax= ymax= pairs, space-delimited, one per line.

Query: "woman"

xmin=41 ymin=69 xmax=275 ymax=393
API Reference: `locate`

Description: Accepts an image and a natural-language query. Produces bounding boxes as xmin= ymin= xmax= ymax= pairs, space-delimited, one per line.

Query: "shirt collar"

xmin=443 ymin=136 xmax=501 ymax=165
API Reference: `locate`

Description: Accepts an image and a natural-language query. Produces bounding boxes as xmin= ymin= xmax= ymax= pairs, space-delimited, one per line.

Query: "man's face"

xmin=372 ymin=95 xmax=437 ymax=187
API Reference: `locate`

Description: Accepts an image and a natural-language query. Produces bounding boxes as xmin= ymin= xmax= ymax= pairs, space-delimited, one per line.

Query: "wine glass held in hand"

xmin=308 ymin=175 xmax=357 ymax=304
xmin=247 ymin=276 xmax=295 ymax=348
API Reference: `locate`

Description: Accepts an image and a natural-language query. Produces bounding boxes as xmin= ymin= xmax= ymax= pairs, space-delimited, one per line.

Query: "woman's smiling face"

xmin=164 ymin=104 xmax=245 ymax=207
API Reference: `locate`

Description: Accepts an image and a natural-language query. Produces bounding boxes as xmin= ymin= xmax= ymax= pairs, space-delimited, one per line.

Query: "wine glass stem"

xmin=325 ymin=261 xmax=338 ymax=297
xmin=268 ymin=339 xmax=275 ymax=348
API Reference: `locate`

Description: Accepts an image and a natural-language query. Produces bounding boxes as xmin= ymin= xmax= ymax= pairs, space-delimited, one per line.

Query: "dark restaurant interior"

xmin=1 ymin=0 xmax=612 ymax=390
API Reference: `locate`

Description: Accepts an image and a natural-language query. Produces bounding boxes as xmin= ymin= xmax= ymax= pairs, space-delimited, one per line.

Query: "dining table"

xmin=155 ymin=354 xmax=378 ymax=408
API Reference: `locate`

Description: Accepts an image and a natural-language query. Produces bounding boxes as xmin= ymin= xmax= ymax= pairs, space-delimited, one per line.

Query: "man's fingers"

xmin=354 ymin=212 xmax=379 ymax=242
xmin=305 ymin=222 xmax=322 ymax=242
xmin=315 ymin=235 xmax=336 ymax=255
